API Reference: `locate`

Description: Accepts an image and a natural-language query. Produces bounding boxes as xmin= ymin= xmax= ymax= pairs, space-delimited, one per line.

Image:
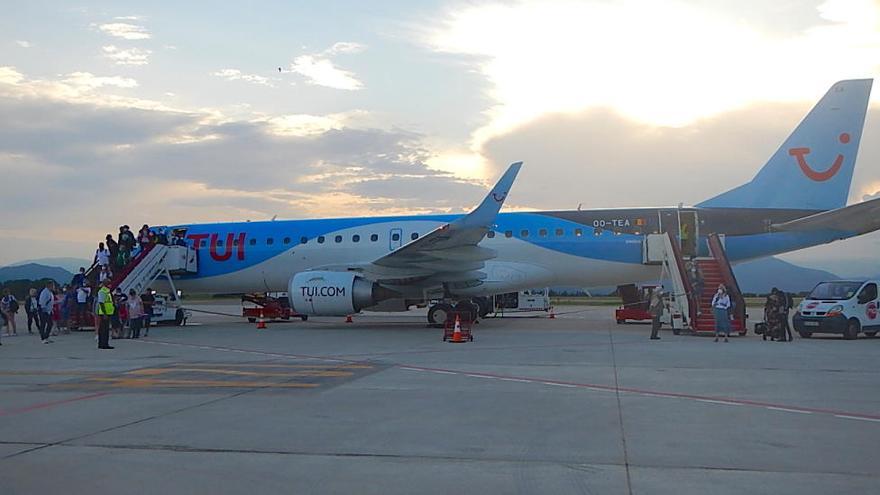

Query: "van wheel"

xmin=798 ymin=331 xmax=812 ymax=338
xmin=844 ymin=319 xmax=860 ymax=340
xmin=865 ymin=331 xmax=877 ymax=337
xmin=300 ymin=315 xmax=308 ymax=321
xmin=616 ymin=319 xmax=624 ymax=324
xmin=247 ymin=317 xmax=256 ymax=323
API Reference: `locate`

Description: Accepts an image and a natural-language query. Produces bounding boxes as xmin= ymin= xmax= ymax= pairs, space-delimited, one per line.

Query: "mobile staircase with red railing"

xmin=691 ymin=234 xmax=747 ymax=335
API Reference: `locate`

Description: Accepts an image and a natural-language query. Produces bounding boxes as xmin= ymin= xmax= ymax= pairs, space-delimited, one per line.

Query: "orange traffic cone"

xmin=345 ymin=314 xmax=353 ymax=323
xmin=451 ymin=314 xmax=463 ymax=343
xmin=549 ymin=307 xmax=556 ymax=319
xmin=256 ymin=310 xmax=267 ymax=329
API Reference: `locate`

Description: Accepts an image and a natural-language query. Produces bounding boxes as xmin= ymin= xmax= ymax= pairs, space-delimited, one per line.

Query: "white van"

xmin=793 ymin=280 xmax=879 ymax=339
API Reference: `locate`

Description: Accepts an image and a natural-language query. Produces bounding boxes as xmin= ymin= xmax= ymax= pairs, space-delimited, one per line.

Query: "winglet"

xmin=456 ymin=161 xmax=522 ymax=228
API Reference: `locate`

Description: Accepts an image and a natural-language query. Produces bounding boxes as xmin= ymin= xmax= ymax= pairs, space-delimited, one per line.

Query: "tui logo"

xmin=492 ymin=192 xmax=507 ymax=203
xmin=788 ymin=133 xmax=851 ymax=182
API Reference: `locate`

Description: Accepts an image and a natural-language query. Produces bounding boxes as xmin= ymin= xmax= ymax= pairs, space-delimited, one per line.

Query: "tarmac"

xmin=1 ymin=303 xmax=879 ymax=494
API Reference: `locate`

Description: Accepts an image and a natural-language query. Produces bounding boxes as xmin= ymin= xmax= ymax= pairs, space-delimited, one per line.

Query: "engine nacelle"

xmin=289 ymin=271 xmax=392 ymax=316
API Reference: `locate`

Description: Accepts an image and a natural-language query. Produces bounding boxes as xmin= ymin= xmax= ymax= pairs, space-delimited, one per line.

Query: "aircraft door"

xmin=389 ymin=227 xmax=403 ymax=251
xmin=679 ymin=210 xmax=698 ymax=258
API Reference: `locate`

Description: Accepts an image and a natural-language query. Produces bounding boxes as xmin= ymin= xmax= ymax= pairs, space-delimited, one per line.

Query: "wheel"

xmin=739 ymin=331 xmax=747 ymax=337
xmin=616 ymin=319 xmax=624 ymax=324
xmin=798 ymin=331 xmax=812 ymax=338
xmin=672 ymin=328 xmax=680 ymax=335
xmin=472 ymin=297 xmax=492 ymax=318
xmin=300 ymin=315 xmax=309 ymax=321
xmin=865 ymin=331 xmax=877 ymax=337
xmin=454 ymin=300 xmax=479 ymax=322
xmin=175 ymin=309 xmax=185 ymax=326
xmin=427 ymin=303 xmax=453 ymax=327
xmin=247 ymin=317 xmax=256 ymax=323
xmin=844 ymin=319 xmax=860 ymax=340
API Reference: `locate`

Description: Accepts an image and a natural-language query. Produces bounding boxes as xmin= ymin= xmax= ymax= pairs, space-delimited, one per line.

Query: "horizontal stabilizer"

xmin=770 ymin=197 xmax=880 ymax=235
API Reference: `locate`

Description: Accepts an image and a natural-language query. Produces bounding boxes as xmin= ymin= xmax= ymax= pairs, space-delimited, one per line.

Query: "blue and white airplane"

xmin=162 ymin=79 xmax=878 ymax=324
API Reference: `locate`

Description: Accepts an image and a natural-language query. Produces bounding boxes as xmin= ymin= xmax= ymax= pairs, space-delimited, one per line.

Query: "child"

xmin=126 ymin=289 xmax=145 ymax=339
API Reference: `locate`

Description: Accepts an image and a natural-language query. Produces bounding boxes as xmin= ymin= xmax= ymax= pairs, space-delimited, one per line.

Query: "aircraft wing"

xmin=368 ymin=162 xmax=522 ymax=283
xmin=770 ymin=196 xmax=880 ymax=235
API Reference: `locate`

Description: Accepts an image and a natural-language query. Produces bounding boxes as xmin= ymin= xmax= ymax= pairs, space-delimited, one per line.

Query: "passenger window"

xmin=520 ymin=229 xmax=529 ymax=237
xmin=555 ymin=228 xmax=564 ymax=236
xmin=594 ymin=228 xmax=602 ymax=236
xmin=411 ymin=232 xmax=419 ymax=240
xmin=283 ymin=237 xmax=291 ymax=245
xmin=249 ymin=238 xmax=256 ymax=246
xmin=335 ymin=235 xmax=342 ymax=243
xmin=370 ymin=234 xmax=378 ymax=242
xmin=266 ymin=238 xmax=274 ymax=245
xmin=504 ymin=230 xmax=512 ymax=238
xmin=574 ymin=228 xmax=583 ymax=237
xmin=487 ymin=231 xmax=495 ymax=238
xmin=317 ymin=236 xmax=325 ymax=244
xmin=353 ymin=234 xmax=360 ymax=242
xmin=392 ymin=233 xmax=400 ymax=241
xmin=300 ymin=237 xmax=308 ymax=244
xmin=539 ymin=229 xmax=547 ymax=237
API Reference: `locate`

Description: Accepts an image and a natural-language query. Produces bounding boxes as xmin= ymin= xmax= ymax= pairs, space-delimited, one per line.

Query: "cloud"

xmin=286 ymin=42 xmax=366 ymax=91
xmin=325 ymin=41 xmax=366 ymax=55
xmin=428 ymin=0 xmax=880 ymax=154
xmin=289 ymin=56 xmax=363 ymax=91
xmin=102 ymin=45 xmax=152 ymax=65
xmin=96 ymin=22 xmax=151 ymax=40
xmin=14 ymin=40 xmax=32 ymax=48
xmin=61 ymin=72 xmax=138 ymax=90
xmin=211 ymin=68 xmax=275 ymax=87
xmin=0 ymin=67 xmax=485 ymax=252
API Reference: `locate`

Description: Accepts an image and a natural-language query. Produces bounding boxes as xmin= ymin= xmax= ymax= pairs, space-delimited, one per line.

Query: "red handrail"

xmin=109 ymin=243 xmax=157 ymax=290
xmin=707 ymin=234 xmax=746 ymax=325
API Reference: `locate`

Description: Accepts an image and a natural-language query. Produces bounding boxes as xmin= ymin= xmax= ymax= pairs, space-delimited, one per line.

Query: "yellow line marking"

xmin=84 ymin=378 xmax=320 ymax=388
xmin=0 ymin=371 xmax=104 ymax=376
xmin=165 ymin=363 xmax=373 ymax=370
xmin=164 ymin=368 xmax=353 ymax=378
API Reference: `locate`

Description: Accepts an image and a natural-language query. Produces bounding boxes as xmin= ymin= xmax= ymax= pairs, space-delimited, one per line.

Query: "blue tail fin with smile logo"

xmin=698 ymin=79 xmax=873 ymax=210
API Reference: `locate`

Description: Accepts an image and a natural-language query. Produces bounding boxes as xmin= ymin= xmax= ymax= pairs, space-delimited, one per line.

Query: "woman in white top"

xmin=711 ymin=284 xmax=731 ymax=342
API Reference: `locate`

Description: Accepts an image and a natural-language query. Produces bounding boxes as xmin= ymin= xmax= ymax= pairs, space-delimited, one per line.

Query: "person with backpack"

xmin=119 ymin=225 xmax=136 ymax=267
xmin=24 ymin=288 xmax=39 ymax=334
xmin=105 ymin=234 xmax=120 ymax=269
xmin=1 ymin=289 xmax=19 ymax=336
xmin=95 ymin=241 xmax=111 ymax=268
xmin=126 ymin=289 xmax=145 ymax=339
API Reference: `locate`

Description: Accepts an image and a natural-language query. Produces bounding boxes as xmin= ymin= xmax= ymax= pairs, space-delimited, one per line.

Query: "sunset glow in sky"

xmin=1 ymin=0 xmax=879 ymax=270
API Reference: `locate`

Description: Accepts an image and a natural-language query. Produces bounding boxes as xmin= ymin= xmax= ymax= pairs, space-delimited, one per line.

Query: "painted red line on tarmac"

xmin=0 ymin=392 xmax=109 ymax=417
xmin=396 ymin=364 xmax=880 ymax=421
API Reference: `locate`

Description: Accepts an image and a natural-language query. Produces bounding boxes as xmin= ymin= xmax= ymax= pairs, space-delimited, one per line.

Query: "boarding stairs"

xmin=110 ymin=243 xmax=198 ymax=295
xmin=644 ymin=232 xmax=746 ymax=334
xmin=690 ymin=234 xmax=747 ymax=335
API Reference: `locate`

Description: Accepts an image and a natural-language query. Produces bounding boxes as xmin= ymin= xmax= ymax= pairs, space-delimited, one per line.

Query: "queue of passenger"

xmin=0 ymin=224 xmax=164 ymax=348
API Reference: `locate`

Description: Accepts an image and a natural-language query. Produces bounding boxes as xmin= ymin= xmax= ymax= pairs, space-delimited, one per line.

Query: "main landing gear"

xmin=427 ymin=297 xmax=492 ymax=327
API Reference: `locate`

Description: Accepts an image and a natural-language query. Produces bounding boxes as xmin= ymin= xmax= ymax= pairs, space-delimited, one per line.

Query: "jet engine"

xmin=288 ymin=271 xmax=395 ymax=316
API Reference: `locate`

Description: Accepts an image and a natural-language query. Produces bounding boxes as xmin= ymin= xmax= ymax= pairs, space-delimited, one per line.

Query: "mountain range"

xmin=0 ymin=263 xmax=74 ymax=284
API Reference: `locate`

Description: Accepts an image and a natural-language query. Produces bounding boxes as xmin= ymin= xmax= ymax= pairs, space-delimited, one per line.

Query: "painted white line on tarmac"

xmin=697 ymin=399 xmax=743 ymax=406
xmin=545 ymin=382 xmax=577 ymax=388
xmin=766 ymin=406 xmax=812 ymax=414
xmin=428 ymin=370 xmax=458 ymax=375
xmin=498 ymin=378 xmax=531 ymax=383
xmin=399 ymin=367 xmax=422 ymax=372
xmin=466 ymin=374 xmax=495 ymax=379
xmin=834 ymin=415 xmax=880 ymax=423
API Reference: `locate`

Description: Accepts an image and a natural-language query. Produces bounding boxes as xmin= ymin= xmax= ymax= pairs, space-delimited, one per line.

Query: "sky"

xmin=1 ymin=0 xmax=879 ymax=274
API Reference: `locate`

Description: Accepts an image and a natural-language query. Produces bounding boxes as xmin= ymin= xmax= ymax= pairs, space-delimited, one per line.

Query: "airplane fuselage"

xmin=165 ymin=206 xmax=849 ymax=297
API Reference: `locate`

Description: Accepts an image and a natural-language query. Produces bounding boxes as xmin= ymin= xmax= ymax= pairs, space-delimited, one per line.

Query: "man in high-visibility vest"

xmin=95 ymin=279 xmax=115 ymax=349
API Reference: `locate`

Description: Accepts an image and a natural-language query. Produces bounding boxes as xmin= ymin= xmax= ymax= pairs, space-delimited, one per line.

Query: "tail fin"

xmin=698 ymin=79 xmax=872 ymax=210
